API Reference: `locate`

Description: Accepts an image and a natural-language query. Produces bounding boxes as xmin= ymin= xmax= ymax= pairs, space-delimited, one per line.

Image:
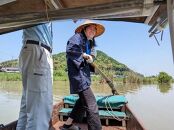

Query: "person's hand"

xmin=86 ymin=55 xmax=93 ymax=63
xmin=82 ymin=53 xmax=93 ymax=63
xmin=82 ymin=53 xmax=90 ymax=60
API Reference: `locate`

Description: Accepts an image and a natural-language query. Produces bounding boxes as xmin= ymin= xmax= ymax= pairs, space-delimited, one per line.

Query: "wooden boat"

xmin=0 ymin=95 xmax=146 ymax=130
xmin=1 ymin=1 xmax=174 ymax=130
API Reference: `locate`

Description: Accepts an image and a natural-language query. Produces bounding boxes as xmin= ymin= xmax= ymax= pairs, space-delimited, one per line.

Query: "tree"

xmin=157 ymin=72 xmax=172 ymax=83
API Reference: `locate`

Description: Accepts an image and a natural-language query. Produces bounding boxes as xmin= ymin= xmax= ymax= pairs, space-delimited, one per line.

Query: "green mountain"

xmin=0 ymin=59 xmax=18 ymax=67
xmin=95 ymin=50 xmax=130 ymax=76
xmin=0 ymin=50 xmax=143 ymax=81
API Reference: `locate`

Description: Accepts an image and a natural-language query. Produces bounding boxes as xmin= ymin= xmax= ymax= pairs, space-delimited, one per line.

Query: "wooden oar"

xmin=67 ymin=50 xmax=119 ymax=95
xmin=90 ymin=62 xmax=119 ymax=95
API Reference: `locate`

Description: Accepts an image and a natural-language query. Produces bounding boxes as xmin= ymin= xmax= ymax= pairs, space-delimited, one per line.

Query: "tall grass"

xmin=0 ymin=72 xmax=21 ymax=81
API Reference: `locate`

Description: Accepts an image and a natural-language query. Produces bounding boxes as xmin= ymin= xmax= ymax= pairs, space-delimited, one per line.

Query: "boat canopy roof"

xmin=0 ymin=0 xmax=167 ymax=34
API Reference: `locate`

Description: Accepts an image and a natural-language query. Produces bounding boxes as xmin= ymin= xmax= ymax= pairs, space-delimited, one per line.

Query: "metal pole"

xmin=167 ymin=0 xmax=174 ymax=63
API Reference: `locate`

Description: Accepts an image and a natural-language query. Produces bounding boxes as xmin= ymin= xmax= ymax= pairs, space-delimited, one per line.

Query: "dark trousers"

xmin=69 ymin=87 xmax=102 ymax=130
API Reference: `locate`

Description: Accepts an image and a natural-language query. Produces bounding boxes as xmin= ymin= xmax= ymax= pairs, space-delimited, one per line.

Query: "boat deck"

xmin=52 ymin=121 xmax=126 ymax=130
xmin=51 ymin=97 xmax=128 ymax=130
xmin=2 ymin=98 xmax=145 ymax=130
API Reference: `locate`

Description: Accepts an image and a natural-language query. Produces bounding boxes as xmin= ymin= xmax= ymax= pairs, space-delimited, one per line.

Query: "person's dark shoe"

xmin=60 ymin=124 xmax=81 ymax=130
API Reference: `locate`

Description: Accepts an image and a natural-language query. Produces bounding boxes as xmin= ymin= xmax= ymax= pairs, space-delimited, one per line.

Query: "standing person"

xmin=62 ymin=20 xmax=105 ymax=130
xmin=16 ymin=23 xmax=53 ymax=130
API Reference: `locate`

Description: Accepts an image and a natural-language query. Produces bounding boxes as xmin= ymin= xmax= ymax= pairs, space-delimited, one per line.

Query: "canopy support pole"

xmin=167 ymin=0 xmax=174 ymax=63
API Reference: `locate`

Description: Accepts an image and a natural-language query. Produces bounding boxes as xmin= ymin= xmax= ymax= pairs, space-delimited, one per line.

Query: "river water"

xmin=0 ymin=81 xmax=174 ymax=130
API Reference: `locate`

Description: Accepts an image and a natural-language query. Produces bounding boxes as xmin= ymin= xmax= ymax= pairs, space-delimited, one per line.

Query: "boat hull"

xmin=0 ymin=101 xmax=146 ymax=130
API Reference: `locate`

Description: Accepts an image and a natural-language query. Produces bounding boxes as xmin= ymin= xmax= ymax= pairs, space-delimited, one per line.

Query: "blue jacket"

xmin=66 ymin=33 xmax=94 ymax=94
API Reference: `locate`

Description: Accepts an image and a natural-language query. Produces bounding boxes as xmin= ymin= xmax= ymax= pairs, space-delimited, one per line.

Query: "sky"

xmin=0 ymin=20 xmax=174 ymax=77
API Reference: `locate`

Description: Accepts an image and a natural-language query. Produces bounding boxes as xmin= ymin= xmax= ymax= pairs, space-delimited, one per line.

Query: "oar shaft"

xmin=67 ymin=50 xmax=119 ymax=95
xmin=90 ymin=63 xmax=119 ymax=95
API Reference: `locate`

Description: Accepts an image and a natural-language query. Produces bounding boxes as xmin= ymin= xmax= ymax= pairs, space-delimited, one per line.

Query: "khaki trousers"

xmin=16 ymin=43 xmax=53 ymax=130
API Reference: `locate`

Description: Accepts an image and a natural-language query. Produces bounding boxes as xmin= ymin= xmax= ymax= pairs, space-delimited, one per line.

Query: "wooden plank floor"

xmin=52 ymin=121 xmax=126 ymax=130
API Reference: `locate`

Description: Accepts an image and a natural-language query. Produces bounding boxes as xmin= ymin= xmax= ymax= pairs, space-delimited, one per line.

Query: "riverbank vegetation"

xmin=0 ymin=51 xmax=173 ymax=84
xmin=157 ymin=72 xmax=173 ymax=83
xmin=0 ymin=72 xmax=21 ymax=81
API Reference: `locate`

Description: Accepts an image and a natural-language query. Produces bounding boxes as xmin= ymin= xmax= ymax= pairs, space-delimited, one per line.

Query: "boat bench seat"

xmin=63 ymin=95 xmax=128 ymax=109
xmin=59 ymin=108 xmax=128 ymax=125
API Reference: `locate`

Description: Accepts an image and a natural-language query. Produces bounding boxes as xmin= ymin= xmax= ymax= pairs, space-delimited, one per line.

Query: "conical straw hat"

xmin=75 ymin=20 xmax=105 ymax=37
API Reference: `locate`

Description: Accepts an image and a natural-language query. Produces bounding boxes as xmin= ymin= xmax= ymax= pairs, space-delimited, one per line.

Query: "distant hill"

xmin=0 ymin=50 xmax=143 ymax=79
xmin=95 ymin=50 xmax=130 ymax=76
xmin=0 ymin=59 xmax=18 ymax=68
xmin=53 ymin=50 xmax=143 ymax=79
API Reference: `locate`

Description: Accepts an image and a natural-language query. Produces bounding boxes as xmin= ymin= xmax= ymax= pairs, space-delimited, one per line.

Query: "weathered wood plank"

xmin=0 ymin=24 xmax=40 ymax=35
xmin=0 ymin=0 xmax=152 ymax=28
xmin=53 ymin=121 xmax=126 ymax=130
xmin=0 ymin=0 xmax=167 ymax=35
xmin=0 ymin=0 xmax=16 ymax=6
xmin=0 ymin=0 xmax=45 ymax=15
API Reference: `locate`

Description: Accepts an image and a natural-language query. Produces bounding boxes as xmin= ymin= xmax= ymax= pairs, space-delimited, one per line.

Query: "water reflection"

xmin=157 ymin=83 xmax=173 ymax=93
xmin=0 ymin=81 xmax=22 ymax=95
xmin=0 ymin=81 xmax=22 ymax=124
xmin=115 ymin=83 xmax=142 ymax=95
xmin=53 ymin=81 xmax=70 ymax=103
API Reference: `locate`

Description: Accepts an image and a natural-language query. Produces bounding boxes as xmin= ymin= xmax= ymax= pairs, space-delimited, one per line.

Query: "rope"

xmin=161 ymin=30 xmax=164 ymax=41
xmin=104 ymin=95 xmax=126 ymax=121
xmin=44 ymin=0 xmax=50 ymax=22
xmin=154 ymin=34 xmax=160 ymax=46
xmin=151 ymin=30 xmax=164 ymax=46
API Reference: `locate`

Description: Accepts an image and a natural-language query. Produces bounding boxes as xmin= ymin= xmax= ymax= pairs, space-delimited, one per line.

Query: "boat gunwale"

xmin=0 ymin=99 xmax=146 ymax=130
